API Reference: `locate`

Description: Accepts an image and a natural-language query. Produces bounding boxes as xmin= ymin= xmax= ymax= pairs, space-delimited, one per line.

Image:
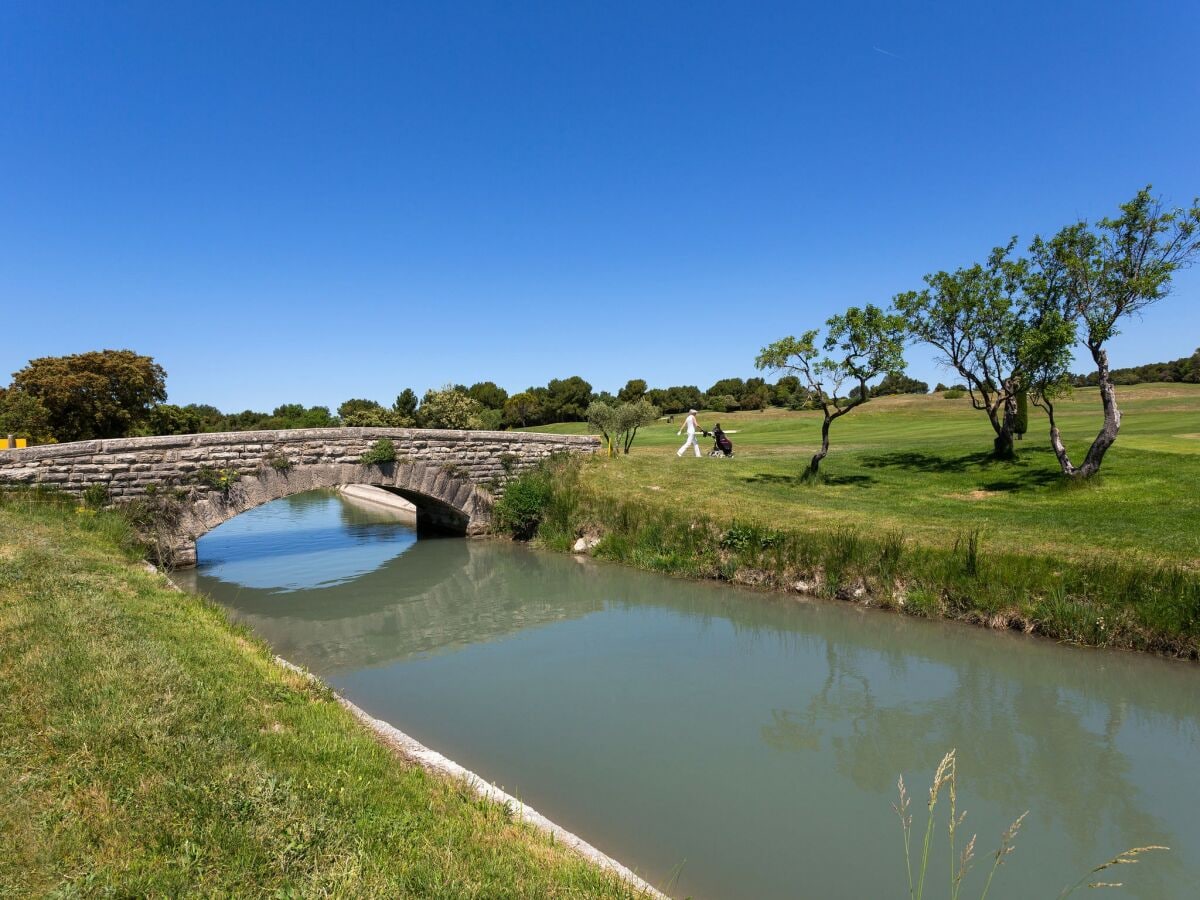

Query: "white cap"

xmin=689 ymin=408 xmax=698 ymax=414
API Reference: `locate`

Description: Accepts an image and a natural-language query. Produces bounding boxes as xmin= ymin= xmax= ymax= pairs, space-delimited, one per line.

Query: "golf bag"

xmin=707 ymin=426 xmax=734 ymax=457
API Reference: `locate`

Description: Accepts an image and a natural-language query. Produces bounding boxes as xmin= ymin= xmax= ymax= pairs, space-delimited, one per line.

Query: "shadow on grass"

xmin=859 ymin=448 xmax=1063 ymax=492
xmin=743 ymin=472 xmax=876 ymax=488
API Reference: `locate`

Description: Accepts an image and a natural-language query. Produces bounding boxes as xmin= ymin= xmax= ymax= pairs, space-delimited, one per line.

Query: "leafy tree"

xmin=12 ymin=349 xmax=167 ymax=442
xmin=0 ymin=387 xmax=54 ymax=442
xmin=465 ymin=381 xmax=508 ymax=411
xmin=757 ymin=305 xmax=905 ymax=475
xmin=707 ymin=378 xmax=747 ymax=402
xmin=648 ymin=385 xmax=703 ymax=414
xmin=180 ymin=403 xmax=225 ymax=432
xmin=708 ymin=394 xmax=738 ymax=413
xmin=418 ymin=386 xmax=486 ymax=430
xmin=772 ymin=375 xmax=802 ymax=406
xmin=269 ymin=404 xmax=337 ymax=429
xmin=139 ymin=403 xmax=203 ymax=436
xmin=1027 ymin=188 xmax=1200 ymax=477
xmin=543 ymin=376 xmax=593 ymax=422
xmin=894 ymin=245 xmax=1073 ymax=459
xmin=870 ymin=373 xmax=929 ymax=396
xmin=342 ymin=408 xmax=396 ymax=427
xmin=338 ymin=398 xmax=386 ymax=420
xmin=587 ymin=399 xmax=660 ymax=456
xmin=392 ymin=388 xmax=419 ymax=426
xmin=502 ymin=391 xmax=543 ymax=428
xmin=617 ymin=379 xmax=648 ymax=403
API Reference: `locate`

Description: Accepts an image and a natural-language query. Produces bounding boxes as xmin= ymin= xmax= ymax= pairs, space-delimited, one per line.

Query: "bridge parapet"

xmin=0 ymin=428 xmax=599 ymax=565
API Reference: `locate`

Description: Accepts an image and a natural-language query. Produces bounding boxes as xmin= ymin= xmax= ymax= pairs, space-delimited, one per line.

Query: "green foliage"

xmin=81 ymin=483 xmax=110 ymax=509
xmin=543 ymin=376 xmax=594 ymax=422
xmin=337 ymin=398 xmax=387 ymax=420
xmin=264 ymin=452 xmax=292 ymax=473
xmin=491 ymin=468 xmax=555 ymax=540
xmin=587 ymin=399 xmax=661 ymax=456
xmin=1013 ymin=389 xmax=1028 ymax=436
xmin=502 ymin=391 xmax=543 ymax=428
xmin=616 ymin=379 xmax=648 ymax=403
xmin=464 ymin=381 xmax=509 ymax=411
xmin=871 ymin=373 xmax=930 ymax=396
xmin=359 ymin=438 xmax=397 ymax=466
xmin=0 ymin=386 xmax=54 ymax=442
xmin=1070 ymin=347 xmax=1200 ymax=387
xmin=943 ymin=388 xmax=966 ymax=399
xmin=418 ymin=386 xmax=486 ymax=430
xmin=11 ymin=349 xmax=167 ymax=442
xmin=757 ymin=304 xmax=906 ymax=472
xmin=194 ymin=467 xmax=241 ymax=494
xmin=137 ymin=403 xmax=204 ymax=436
xmin=391 ymin=388 xmax=420 ymax=425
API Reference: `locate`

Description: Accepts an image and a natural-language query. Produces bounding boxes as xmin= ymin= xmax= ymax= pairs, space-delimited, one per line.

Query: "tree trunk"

xmin=988 ymin=389 xmax=1018 ymax=459
xmin=809 ymin=416 xmax=832 ymax=474
xmin=1043 ymin=345 xmax=1122 ymax=478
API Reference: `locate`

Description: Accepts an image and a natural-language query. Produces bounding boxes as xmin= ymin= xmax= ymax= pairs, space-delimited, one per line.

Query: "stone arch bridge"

xmin=0 ymin=428 xmax=599 ymax=566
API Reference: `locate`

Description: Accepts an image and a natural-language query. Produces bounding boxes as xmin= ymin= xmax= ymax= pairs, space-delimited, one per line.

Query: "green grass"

xmin=0 ymin=494 xmax=646 ymax=898
xmin=511 ymin=385 xmax=1200 ymax=656
xmin=529 ymin=384 xmax=1200 ymax=568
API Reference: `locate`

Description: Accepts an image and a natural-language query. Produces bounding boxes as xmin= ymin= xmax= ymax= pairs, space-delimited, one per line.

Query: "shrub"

xmin=82 ymin=483 xmax=110 ymax=509
xmin=491 ymin=468 xmax=553 ymax=540
xmin=359 ymin=438 xmax=396 ymax=466
xmin=265 ymin=452 xmax=292 ymax=473
xmin=943 ymin=388 xmax=966 ymax=399
xmin=194 ymin=467 xmax=241 ymax=495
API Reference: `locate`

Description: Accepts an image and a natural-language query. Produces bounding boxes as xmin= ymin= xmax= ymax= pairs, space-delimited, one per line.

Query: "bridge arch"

xmin=174 ymin=460 xmax=485 ymax=567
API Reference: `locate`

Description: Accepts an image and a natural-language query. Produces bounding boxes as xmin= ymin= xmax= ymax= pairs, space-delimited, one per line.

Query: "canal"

xmin=172 ymin=490 xmax=1200 ymax=899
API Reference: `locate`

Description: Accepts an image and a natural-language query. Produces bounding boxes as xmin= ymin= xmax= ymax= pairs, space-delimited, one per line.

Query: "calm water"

xmin=173 ymin=491 xmax=1200 ymax=899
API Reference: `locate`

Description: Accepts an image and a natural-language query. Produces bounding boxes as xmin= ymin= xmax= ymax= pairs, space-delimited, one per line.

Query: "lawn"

xmin=0 ymin=496 xmax=647 ymax=897
xmin=528 ymin=384 xmax=1200 ymax=568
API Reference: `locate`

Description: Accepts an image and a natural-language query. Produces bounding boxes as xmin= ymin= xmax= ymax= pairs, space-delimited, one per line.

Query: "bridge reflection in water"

xmin=177 ymin=490 xmax=1200 ymax=900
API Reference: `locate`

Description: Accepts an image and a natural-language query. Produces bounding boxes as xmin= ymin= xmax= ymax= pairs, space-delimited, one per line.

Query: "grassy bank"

xmin=512 ymin=385 xmax=1200 ymax=657
xmin=0 ymin=493 xmax=646 ymax=897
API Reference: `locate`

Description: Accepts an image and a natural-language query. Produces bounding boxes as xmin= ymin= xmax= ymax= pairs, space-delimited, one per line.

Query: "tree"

xmin=0 ymin=387 xmax=54 ymax=442
xmin=894 ymin=245 xmax=1073 ymax=459
xmin=12 ymin=349 xmax=167 ymax=442
xmin=756 ymin=304 xmax=906 ymax=475
xmin=502 ymin=391 xmax=542 ymax=428
xmin=1027 ymin=188 xmax=1200 ymax=477
xmin=465 ymin=381 xmax=508 ymax=411
xmin=418 ymin=386 xmax=486 ymax=430
xmin=392 ymin=389 xmax=419 ymax=426
xmin=617 ymin=379 xmax=648 ymax=403
xmin=338 ymin=398 xmax=386 ymax=421
xmin=1013 ymin=389 xmax=1029 ymax=441
xmin=269 ymin=404 xmax=337 ymax=429
xmin=587 ymin=399 xmax=661 ymax=456
xmin=870 ymin=373 xmax=929 ymax=397
xmin=139 ymin=403 xmax=203 ymax=436
xmin=543 ymin=376 xmax=593 ymax=422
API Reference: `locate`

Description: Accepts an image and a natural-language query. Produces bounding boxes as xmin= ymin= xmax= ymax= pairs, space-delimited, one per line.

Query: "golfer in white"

xmin=676 ymin=409 xmax=702 ymax=457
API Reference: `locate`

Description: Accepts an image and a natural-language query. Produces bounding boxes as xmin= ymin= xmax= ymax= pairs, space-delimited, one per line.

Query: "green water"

xmin=174 ymin=491 xmax=1200 ymax=899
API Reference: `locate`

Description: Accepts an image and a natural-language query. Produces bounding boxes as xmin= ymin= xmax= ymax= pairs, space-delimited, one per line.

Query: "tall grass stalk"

xmin=896 ymin=754 xmax=1165 ymax=899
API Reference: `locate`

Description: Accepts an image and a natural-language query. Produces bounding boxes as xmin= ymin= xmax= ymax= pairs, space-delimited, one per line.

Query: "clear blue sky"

xmin=2 ymin=1 xmax=1197 ymax=411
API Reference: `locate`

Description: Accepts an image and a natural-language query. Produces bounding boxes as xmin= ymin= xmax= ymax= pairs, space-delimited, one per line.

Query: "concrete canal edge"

xmin=146 ymin=563 xmax=668 ymax=898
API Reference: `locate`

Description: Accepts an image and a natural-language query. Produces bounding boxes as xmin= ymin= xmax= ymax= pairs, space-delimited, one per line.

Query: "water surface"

xmin=174 ymin=491 xmax=1200 ymax=899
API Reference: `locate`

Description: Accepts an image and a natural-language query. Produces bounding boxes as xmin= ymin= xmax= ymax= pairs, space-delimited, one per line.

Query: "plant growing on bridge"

xmin=756 ymin=304 xmax=906 ymax=477
xmin=359 ymin=438 xmax=397 ymax=466
xmin=264 ymin=452 xmax=293 ymax=473
xmin=193 ymin=466 xmax=241 ymax=496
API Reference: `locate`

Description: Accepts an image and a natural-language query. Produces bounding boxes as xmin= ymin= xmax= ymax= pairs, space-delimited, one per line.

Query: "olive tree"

xmin=586 ymin=398 xmax=660 ymax=456
xmin=756 ymin=304 xmax=905 ymax=476
xmin=1026 ymin=188 xmax=1200 ymax=477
